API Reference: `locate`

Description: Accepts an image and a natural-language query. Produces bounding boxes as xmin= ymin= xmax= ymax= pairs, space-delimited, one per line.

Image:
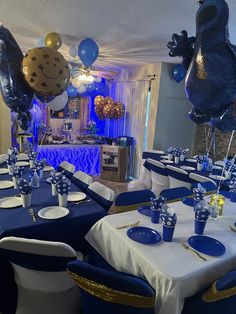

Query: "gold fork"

xmin=116 ymin=221 xmax=140 ymax=230
xmin=182 ymin=243 xmax=207 ymax=261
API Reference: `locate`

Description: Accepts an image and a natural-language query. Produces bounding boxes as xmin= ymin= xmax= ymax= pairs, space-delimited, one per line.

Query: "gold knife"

xmin=182 ymin=242 xmax=207 ymax=261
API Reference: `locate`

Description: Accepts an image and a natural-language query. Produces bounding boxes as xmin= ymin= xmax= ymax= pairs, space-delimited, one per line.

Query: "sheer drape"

xmin=108 ymin=80 xmax=149 ymax=178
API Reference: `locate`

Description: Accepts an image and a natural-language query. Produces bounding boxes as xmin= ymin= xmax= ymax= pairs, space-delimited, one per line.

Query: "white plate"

xmin=43 ymin=166 xmax=54 ymax=172
xmin=38 ymin=206 xmax=69 ymax=219
xmin=160 ymin=160 xmax=174 ymax=164
xmin=0 ymin=168 xmax=9 ymax=175
xmin=0 ymin=181 xmax=14 ymax=189
xmin=185 ymin=158 xmax=197 ymax=163
xmin=180 ymin=166 xmax=195 ymax=170
xmin=161 ymin=155 xmax=170 ymax=159
xmin=0 ymin=197 xmax=22 ymax=208
xmin=68 ymin=192 xmax=86 ymax=202
xmin=16 ymin=161 xmax=30 ymax=167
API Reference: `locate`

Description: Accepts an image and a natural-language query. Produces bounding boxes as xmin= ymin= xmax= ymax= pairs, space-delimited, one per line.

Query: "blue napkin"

xmin=160 ymin=208 xmax=177 ymax=226
xmin=17 ymin=178 xmax=32 ymax=194
xmin=173 ymin=148 xmax=182 ymax=157
xmin=167 ymin=146 xmax=174 ymax=154
xmin=56 ymin=175 xmax=71 ymax=195
xmin=229 ymin=177 xmax=236 ymax=192
xmin=196 ymin=155 xmax=208 ymax=164
xmin=28 ymin=151 xmax=38 ymax=161
xmin=224 ymin=159 xmax=235 ymax=172
xmin=193 ymin=183 xmax=206 ymax=201
xmin=150 ymin=196 xmax=166 ymax=211
xmin=195 ymin=200 xmax=210 ymax=221
xmin=35 ymin=159 xmax=46 ymax=170
xmin=12 ymin=166 xmax=24 ymax=178
xmin=50 ymin=170 xmax=64 ymax=185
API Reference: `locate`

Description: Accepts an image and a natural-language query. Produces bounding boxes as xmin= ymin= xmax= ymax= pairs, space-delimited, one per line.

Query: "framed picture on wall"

xmin=50 ymin=96 xmax=81 ymax=119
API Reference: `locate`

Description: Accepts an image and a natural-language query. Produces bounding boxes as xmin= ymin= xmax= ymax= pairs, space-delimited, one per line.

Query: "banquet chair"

xmin=185 ymin=158 xmax=197 ymax=168
xmin=160 ymin=187 xmax=192 ymax=202
xmin=182 ymin=270 xmax=236 ymax=314
xmin=212 ymin=165 xmax=224 ymax=176
xmin=115 ymin=190 xmax=155 ymax=213
xmin=0 ymin=237 xmax=82 ymax=314
xmin=147 ymin=158 xmax=170 ymax=196
xmin=87 ymin=182 xmax=115 ymax=211
xmin=67 ymin=259 xmax=155 ymax=314
xmin=189 ymin=173 xmax=217 ymax=186
xmin=139 ymin=150 xmax=165 ymax=189
xmin=58 ymin=161 xmax=75 ymax=179
xmin=17 ymin=153 xmax=29 ymax=161
xmin=166 ymin=165 xmax=192 ymax=189
xmin=71 ymin=171 xmax=93 ymax=192
xmin=214 ymin=160 xmax=225 ymax=167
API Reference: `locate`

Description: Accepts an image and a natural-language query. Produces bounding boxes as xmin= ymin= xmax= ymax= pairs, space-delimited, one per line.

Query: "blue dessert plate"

xmin=188 ymin=235 xmax=226 ymax=257
xmin=127 ymin=226 xmax=161 ymax=244
xmin=137 ymin=206 xmax=151 ymax=217
xmin=182 ymin=198 xmax=194 ymax=207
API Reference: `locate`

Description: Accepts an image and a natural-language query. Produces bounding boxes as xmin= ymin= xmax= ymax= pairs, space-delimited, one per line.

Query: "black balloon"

xmin=0 ymin=25 xmax=33 ymax=129
xmin=167 ymin=0 xmax=236 ymax=132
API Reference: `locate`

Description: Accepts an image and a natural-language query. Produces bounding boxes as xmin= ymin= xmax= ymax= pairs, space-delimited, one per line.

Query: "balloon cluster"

xmin=94 ymin=96 xmax=125 ymax=120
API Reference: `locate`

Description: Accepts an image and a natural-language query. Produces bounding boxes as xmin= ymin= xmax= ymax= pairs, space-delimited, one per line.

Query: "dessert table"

xmin=86 ymin=199 xmax=236 ymax=314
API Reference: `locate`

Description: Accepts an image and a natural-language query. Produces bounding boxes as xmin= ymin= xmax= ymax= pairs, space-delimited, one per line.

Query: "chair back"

xmin=212 ymin=165 xmax=223 ymax=176
xmin=185 ymin=158 xmax=197 ymax=168
xmin=189 ymin=172 xmax=217 ymax=189
xmin=72 ymin=171 xmax=93 ymax=191
xmin=0 ymin=154 xmax=7 ymax=165
xmin=147 ymin=159 xmax=169 ymax=196
xmin=214 ymin=160 xmax=225 ymax=167
xmin=160 ymin=187 xmax=192 ymax=202
xmin=0 ymin=237 xmax=81 ymax=314
xmin=67 ymin=260 xmax=155 ymax=314
xmin=182 ymin=270 xmax=236 ymax=314
xmin=58 ymin=161 xmax=75 ymax=178
xmin=166 ymin=165 xmax=191 ymax=189
xmin=115 ymin=190 xmax=155 ymax=212
xmin=142 ymin=149 xmax=165 ymax=161
xmin=87 ymin=182 xmax=115 ymax=210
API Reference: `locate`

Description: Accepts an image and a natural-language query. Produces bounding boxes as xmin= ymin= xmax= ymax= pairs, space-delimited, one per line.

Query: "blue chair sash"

xmin=160 ymin=187 xmax=192 ymax=201
xmin=146 ymin=161 xmax=168 ymax=176
xmin=57 ymin=166 xmax=74 ymax=179
xmin=167 ymin=168 xmax=191 ymax=183
xmin=1 ymin=249 xmax=76 ymax=271
xmin=87 ymin=188 xmax=113 ymax=211
xmin=71 ymin=176 xmax=89 ymax=191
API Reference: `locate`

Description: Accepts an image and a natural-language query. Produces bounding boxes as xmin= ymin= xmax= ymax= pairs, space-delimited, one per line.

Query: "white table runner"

xmin=86 ymin=199 xmax=236 ymax=314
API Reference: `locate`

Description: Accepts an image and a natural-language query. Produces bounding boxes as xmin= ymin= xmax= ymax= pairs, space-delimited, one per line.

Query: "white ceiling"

xmin=1 ymin=0 xmax=236 ymax=70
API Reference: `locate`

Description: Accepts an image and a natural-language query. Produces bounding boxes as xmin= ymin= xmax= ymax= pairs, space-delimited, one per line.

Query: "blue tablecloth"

xmin=0 ymin=168 xmax=106 ymax=253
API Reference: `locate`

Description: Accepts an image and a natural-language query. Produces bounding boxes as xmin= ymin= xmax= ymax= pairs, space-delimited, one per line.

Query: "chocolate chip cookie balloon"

xmin=22 ymin=47 xmax=70 ymax=97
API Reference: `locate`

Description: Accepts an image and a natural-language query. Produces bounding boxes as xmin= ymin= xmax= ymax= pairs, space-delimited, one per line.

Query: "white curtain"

xmin=108 ymin=80 xmax=150 ymax=178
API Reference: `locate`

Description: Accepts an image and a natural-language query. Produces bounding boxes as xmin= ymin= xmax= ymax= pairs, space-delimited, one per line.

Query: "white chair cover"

xmin=0 ymin=154 xmax=7 ymax=165
xmin=88 ymin=182 xmax=115 ymax=202
xmin=59 ymin=161 xmax=75 ymax=174
xmin=189 ymin=173 xmax=217 ymax=186
xmin=73 ymin=171 xmax=93 ymax=185
xmin=214 ymin=160 xmax=225 ymax=167
xmin=147 ymin=158 xmax=170 ymax=197
xmin=0 ymin=237 xmax=81 ymax=314
xmin=166 ymin=165 xmax=191 ymax=189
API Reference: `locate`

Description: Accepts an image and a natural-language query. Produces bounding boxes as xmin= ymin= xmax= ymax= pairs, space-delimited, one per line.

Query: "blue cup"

xmin=163 ymin=225 xmax=175 ymax=242
xmin=230 ymin=191 xmax=236 ymax=202
xmin=151 ymin=209 xmax=160 ymax=223
xmin=193 ymin=200 xmax=200 ymax=211
xmin=195 ymin=219 xmax=206 ymax=235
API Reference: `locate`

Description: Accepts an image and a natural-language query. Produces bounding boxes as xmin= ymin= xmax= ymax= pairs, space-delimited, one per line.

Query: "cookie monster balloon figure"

xmin=0 ymin=25 xmax=33 ymax=130
xmin=167 ymin=0 xmax=236 ymax=132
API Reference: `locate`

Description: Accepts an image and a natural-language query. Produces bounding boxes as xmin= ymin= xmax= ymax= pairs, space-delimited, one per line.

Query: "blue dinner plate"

xmin=188 ymin=235 xmax=226 ymax=257
xmin=137 ymin=206 xmax=151 ymax=217
xmin=127 ymin=226 xmax=161 ymax=244
xmin=182 ymin=198 xmax=194 ymax=207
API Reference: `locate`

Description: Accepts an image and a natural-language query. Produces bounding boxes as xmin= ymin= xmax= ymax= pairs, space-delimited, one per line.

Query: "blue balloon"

xmin=78 ymin=38 xmax=99 ymax=67
xmin=67 ymin=84 xmax=78 ymax=97
xmin=86 ymin=82 xmax=95 ymax=93
xmin=92 ymin=81 xmax=109 ymax=97
xmin=173 ymin=64 xmax=186 ymax=83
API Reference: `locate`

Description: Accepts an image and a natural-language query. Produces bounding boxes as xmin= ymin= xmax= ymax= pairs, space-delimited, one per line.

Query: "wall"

xmin=154 ymin=63 xmax=196 ymax=153
xmin=0 ymin=95 xmax=11 ymax=154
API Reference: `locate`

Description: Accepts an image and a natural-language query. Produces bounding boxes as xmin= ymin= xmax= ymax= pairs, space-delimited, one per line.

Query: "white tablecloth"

xmin=86 ymin=199 xmax=236 ymax=314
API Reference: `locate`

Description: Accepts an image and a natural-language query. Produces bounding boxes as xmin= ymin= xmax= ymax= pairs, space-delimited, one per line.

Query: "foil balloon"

xmin=44 ymin=32 xmax=62 ymax=50
xmin=22 ymin=47 xmax=70 ymax=97
xmin=167 ymin=0 xmax=236 ymax=132
xmin=114 ymin=102 xmax=125 ymax=119
xmin=0 ymin=25 xmax=33 ymax=129
xmin=103 ymin=103 xmax=114 ymax=119
xmin=94 ymin=95 xmax=106 ymax=106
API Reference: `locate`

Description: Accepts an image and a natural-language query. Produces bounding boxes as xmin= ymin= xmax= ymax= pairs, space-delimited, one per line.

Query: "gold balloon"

xmin=105 ymin=96 xmax=113 ymax=103
xmin=106 ymin=98 xmax=115 ymax=106
xmin=103 ymin=103 xmax=115 ymax=119
xmin=95 ymin=106 xmax=105 ymax=119
xmin=22 ymin=47 xmax=70 ymax=97
xmin=94 ymin=95 xmax=106 ymax=107
xmin=45 ymin=32 xmax=62 ymax=50
xmin=114 ymin=102 xmax=125 ymax=119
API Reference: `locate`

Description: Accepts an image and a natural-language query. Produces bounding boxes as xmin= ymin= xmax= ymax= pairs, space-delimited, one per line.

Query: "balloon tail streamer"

xmin=206 ymin=127 xmax=216 ymax=156
xmin=217 ymin=130 xmax=235 ymax=194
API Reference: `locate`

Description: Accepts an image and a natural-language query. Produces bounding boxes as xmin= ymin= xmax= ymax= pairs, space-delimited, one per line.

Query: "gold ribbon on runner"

xmin=202 ymin=282 xmax=236 ymax=302
xmin=115 ymin=201 xmax=151 ymax=213
xmin=68 ymin=271 xmax=155 ymax=308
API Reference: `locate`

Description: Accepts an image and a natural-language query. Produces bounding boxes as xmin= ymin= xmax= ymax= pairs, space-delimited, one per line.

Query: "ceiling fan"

xmin=69 ymin=61 xmax=118 ymax=81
